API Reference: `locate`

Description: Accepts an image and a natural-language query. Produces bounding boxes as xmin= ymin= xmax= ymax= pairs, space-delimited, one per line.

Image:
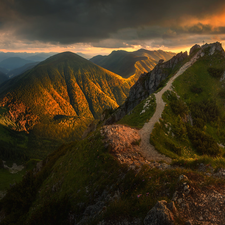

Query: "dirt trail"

xmin=101 ymin=52 xmax=200 ymax=165
xmin=138 ymin=53 xmax=200 ymax=163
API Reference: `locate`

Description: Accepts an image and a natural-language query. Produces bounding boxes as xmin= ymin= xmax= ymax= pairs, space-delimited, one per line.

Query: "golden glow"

xmin=179 ymin=9 xmax=225 ymax=28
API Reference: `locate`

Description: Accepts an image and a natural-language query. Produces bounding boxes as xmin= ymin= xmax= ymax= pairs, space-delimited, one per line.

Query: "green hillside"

xmin=150 ymin=45 xmax=225 ymax=162
xmin=0 ymin=52 xmax=133 ymax=160
xmin=90 ymin=49 xmax=175 ymax=78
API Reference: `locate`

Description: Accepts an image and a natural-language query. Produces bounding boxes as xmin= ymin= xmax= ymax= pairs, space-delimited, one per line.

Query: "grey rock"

xmin=158 ymin=59 xmax=164 ymax=64
xmin=33 ymin=160 xmax=43 ymax=175
xmin=178 ymin=174 xmax=188 ymax=182
xmin=185 ymin=221 xmax=192 ymax=225
xmin=167 ymin=201 xmax=179 ymax=217
xmin=83 ymin=201 xmax=105 ymax=216
xmin=144 ymin=200 xmax=175 ymax=225
xmin=189 ymin=44 xmax=200 ymax=55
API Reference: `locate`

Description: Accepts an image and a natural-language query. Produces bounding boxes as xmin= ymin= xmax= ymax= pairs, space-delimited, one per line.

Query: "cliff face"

xmin=126 ymin=51 xmax=188 ymax=111
xmin=104 ymin=51 xmax=188 ymax=124
xmin=104 ymin=42 xmax=225 ymax=125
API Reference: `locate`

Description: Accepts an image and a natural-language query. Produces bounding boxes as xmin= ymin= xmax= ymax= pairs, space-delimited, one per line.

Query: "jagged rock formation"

xmin=172 ymin=174 xmax=225 ymax=225
xmin=104 ymin=51 xmax=188 ymax=124
xmin=144 ymin=200 xmax=178 ymax=225
xmin=189 ymin=44 xmax=201 ymax=55
xmin=104 ymin=42 xmax=225 ymax=125
xmin=123 ymin=51 xmax=188 ymax=112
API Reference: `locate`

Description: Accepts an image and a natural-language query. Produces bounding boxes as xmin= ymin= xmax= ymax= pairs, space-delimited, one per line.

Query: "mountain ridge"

xmin=0 ymin=57 xmax=34 ymax=71
xmin=2 ymin=43 xmax=225 ymax=225
xmin=90 ymin=49 xmax=175 ymax=78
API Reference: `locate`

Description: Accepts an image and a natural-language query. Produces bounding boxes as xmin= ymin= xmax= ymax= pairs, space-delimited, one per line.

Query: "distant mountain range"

xmin=0 ymin=52 xmax=56 ymax=62
xmin=90 ymin=49 xmax=175 ymax=78
xmin=0 ymin=57 xmax=34 ymax=71
xmin=7 ymin=62 xmax=39 ymax=78
xmin=0 ymin=52 xmax=134 ymax=142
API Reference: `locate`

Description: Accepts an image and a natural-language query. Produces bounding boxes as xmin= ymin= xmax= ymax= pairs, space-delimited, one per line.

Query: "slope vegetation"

xmin=0 ymin=52 xmax=133 ymax=160
xmin=90 ymin=49 xmax=175 ymax=78
xmin=151 ymin=42 xmax=225 ymax=161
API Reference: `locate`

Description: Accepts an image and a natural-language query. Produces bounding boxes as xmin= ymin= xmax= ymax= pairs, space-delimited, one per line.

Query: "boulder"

xmin=144 ymin=200 xmax=176 ymax=225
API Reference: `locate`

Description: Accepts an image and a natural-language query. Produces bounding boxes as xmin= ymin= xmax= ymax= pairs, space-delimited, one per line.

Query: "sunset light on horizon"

xmin=0 ymin=0 xmax=225 ymax=57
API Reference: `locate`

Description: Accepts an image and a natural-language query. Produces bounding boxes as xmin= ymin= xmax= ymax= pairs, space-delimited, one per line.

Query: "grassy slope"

xmin=0 ymin=52 xmax=134 ymax=161
xmin=1 ymin=130 xmax=225 ymax=224
xmin=117 ymin=94 xmax=156 ymax=129
xmin=150 ymin=48 xmax=225 ymax=167
xmin=0 ymin=131 xmax=197 ymax=224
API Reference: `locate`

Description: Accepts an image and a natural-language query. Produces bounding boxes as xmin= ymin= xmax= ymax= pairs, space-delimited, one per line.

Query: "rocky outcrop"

xmin=104 ymin=51 xmax=188 ymax=125
xmin=0 ymin=94 xmax=39 ymax=133
xmin=101 ymin=125 xmax=141 ymax=154
xmin=144 ymin=200 xmax=178 ymax=225
xmin=172 ymin=174 xmax=225 ymax=225
xmin=101 ymin=124 xmax=172 ymax=170
xmin=189 ymin=44 xmax=201 ymax=55
xmin=124 ymin=51 xmax=188 ymax=113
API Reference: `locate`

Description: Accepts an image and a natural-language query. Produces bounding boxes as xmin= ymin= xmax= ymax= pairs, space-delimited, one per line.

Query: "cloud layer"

xmin=1 ymin=0 xmax=225 ymax=50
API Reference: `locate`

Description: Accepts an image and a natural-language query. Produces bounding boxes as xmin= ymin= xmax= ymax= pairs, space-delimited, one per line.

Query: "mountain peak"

xmin=0 ymin=51 xmax=133 ymax=140
xmin=190 ymin=41 xmax=224 ymax=56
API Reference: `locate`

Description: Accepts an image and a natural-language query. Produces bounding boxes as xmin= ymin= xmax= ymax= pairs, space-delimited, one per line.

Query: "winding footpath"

xmin=138 ymin=53 xmax=200 ymax=163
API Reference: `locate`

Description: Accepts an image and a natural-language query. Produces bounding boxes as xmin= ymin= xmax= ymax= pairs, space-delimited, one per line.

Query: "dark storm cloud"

xmin=0 ymin=0 xmax=225 ymax=46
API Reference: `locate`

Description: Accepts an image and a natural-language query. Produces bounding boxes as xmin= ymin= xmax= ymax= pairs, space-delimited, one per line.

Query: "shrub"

xmin=193 ymin=117 xmax=205 ymax=130
xmin=218 ymin=90 xmax=225 ymax=98
xmin=190 ymin=85 xmax=202 ymax=94
xmin=207 ymin=67 xmax=223 ymax=78
xmin=165 ymin=141 xmax=182 ymax=156
xmin=187 ymin=125 xmax=221 ymax=156
xmin=27 ymin=196 xmax=71 ymax=225
xmin=170 ymin=99 xmax=188 ymax=117
xmin=189 ymin=100 xmax=219 ymax=123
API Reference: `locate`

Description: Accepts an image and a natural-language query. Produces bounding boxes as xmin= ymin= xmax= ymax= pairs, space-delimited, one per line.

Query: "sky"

xmin=1 ymin=0 xmax=225 ymax=57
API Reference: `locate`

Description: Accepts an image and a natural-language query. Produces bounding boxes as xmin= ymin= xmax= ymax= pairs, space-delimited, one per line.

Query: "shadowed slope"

xmin=0 ymin=72 xmax=8 ymax=85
